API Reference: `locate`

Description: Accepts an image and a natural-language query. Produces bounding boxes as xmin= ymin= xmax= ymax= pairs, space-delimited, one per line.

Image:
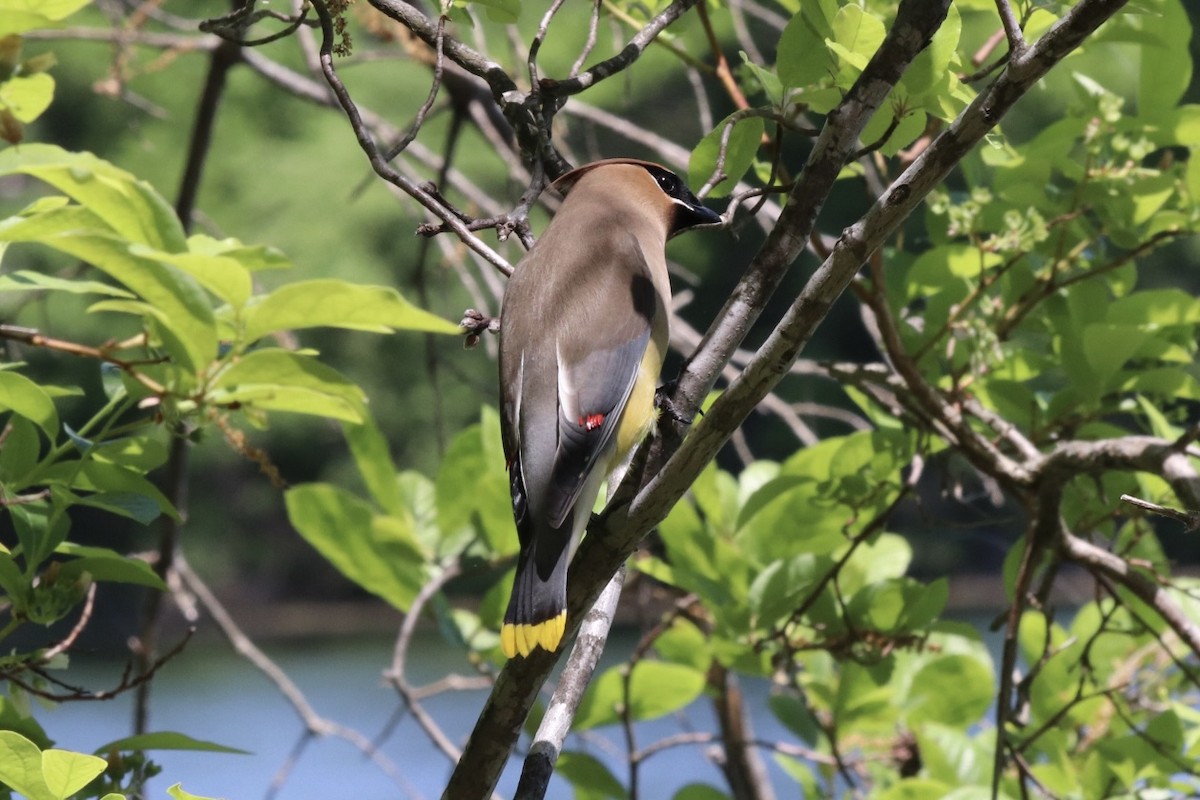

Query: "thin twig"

xmin=174 ymin=555 xmax=414 ymax=796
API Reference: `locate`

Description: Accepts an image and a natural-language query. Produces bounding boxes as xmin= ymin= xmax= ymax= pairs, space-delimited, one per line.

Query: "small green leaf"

xmin=94 ymin=731 xmax=249 ymax=755
xmin=556 ymin=751 xmax=625 ymax=799
xmin=653 ymin=618 xmax=712 ymax=673
xmin=167 ymin=784 xmax=222 ymax=800
xmin=242 ymin=279 xmax=460 ymax=342
xmin=1080 ymin=323 xmax=1151 ymax=392
xmin=672 ymin=784 xmax=729 ymax=800
xmin=574 ymin=667 xmax=624 ymax=730
xmin=688 ymin=113 xmax=764 ymax=198
xmin=55 ymin=547 xmax=165 ymax=590
xmin=41 ymin=460 xmax=177 ymax=520
xmin=0 ymin=370 xmax=58 ymax=437
xmin=41 ymin=748 xmax=107 ymax=800
xmin=769 ymin=692 xmax=821 ymax=746
xmin=627 ymin=662 xmax=706 ymax=721
xmin=0 ymin=551 xmax=28 ymax=602
xmin=0 ymin=73 xmax=54 ymax=124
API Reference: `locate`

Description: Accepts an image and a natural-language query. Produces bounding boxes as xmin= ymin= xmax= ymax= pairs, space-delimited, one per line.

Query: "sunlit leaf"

xmin=242 ymin=279 xmax=460 ymax=342
xmin=0 ymin=730 xmax=53 ymax=800
xmin=210 ymin=349 xmax=365 ymax=423
xmin=0 ymin=73 xmax=54 ymax=123
xmin=575 ymin=661 xmax=705 ymax=730
xmin=0 ymin=370 xmax=57 ymax=437
xmin=0 ymin=269 xmax=134 ymax=297
xmin=40 ymin=748 xmax=106 ymax=800
xmin=285 ymin=483 xmax=428 ymax=611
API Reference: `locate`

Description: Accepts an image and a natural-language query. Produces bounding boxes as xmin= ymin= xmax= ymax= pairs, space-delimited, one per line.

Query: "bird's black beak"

xmin=670 ymin=190 xmax=723 ymax=236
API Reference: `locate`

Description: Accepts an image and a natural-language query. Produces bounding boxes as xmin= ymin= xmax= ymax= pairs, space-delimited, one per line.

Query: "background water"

xmin=49 ymin=628 xmax=822 ymax=800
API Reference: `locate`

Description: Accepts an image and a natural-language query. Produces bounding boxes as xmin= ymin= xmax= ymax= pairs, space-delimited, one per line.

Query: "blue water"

xmin=49 ymin=631 xmax=800 ymax=800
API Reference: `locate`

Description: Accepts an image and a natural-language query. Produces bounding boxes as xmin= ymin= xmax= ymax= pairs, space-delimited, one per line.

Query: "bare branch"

xmin=174 ymin=555 xmax=411 ymax=793
xmin=310 ymin=0 xmax=513 ymax=276
xmin=1121 ymin=494 xmax=1200 ymax=530
xmin=514 ymin=566 xmax=625 ymax=800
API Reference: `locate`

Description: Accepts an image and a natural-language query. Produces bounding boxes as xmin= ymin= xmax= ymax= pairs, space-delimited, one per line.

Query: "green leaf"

xmin=342 ymin=414 xmax=404 ymax=518
xmin=1136 ymin=0 xmax=1191 ymax=121
xmin=0 ymin=220 xmax=216 ymax=375
xmin=139 ymin=245 xmax=254 ymax=310
xmin=826 ymin=4 xmax=886 ymax=76
xmin=902 ymin=4 xmax=960 ymax=96
xmin=653 ymin=617 xmax=712 ymax=673
xmin=573 ymin=666 xmax=624 ymax=730
xmin=907 ymin=244 xmax=1003 ymax=297
xmin=556 ymin=751 xmax=625 ymax=799
xmin=41 ymin=460 xmax=177 ymax=520
xmin=777 ymin=5 xmax=835 ymax=89
xmin=0 ymin=415 xmax=40 ymax=490
xmin=285 ymin=483 xmax=429 ymax=611
xmin=40 ymin=748 xmax=106 ymax=800
xmin=73 ymin=491 xmax=162 ymax=525
xmin=93 ymin=731 xmax=249 ymax=755
xmin=0 ymin=73 xmax=54 ymax=123
xmin=769 ymin=692 xmax=821 ymax=746
xmin=688 ymin=113 xmax=764 ymax=199
xmin=0 ymin=730 xmax=53 ymax=800
xmin=0 ymin=551 xmax=28 ymax=603
xmin=575 ymin=662 xmax=705 ymax=730
xmin=0 ymin=370 xmax=58 ymax=437
xmin=242 ymin=279 xmax=460 ymax=342
xmin=434 ymin=410 xmax=514 ymax=556
xmin=210 ymin=349 xmax=366 ymax=423
xmin=748 ymin=554 xmax=824 ymax=630
xmin=915 ymin=722 xmax=991 ymax=785
xmin=167 ymin=784 xmax=222 ymax=800
xmin=0 ymin=144 xmax=185 ymax=251
xmin=672 ymin=785 xmax=730 ymax=800
xmin=1081 ymin=323 xmax=1152 ymax=392
xmin=0 ymin=0 xmax=91 ymax=36
xmin=902 ymin=654 xmax=993 ymax=727
xmin=0 ymin=269 xmax=135 ymax=298
xmin=54 ymin=544 xmax=166 ymax=590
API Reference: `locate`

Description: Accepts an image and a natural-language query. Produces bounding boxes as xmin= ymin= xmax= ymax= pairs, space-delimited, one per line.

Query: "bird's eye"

xmin=655 ymin=172 xmax=679 ymax=196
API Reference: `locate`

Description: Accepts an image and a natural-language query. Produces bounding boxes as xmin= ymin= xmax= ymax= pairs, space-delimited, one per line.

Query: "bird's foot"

xmin=655 ymin=380 xmax=698 ymax=426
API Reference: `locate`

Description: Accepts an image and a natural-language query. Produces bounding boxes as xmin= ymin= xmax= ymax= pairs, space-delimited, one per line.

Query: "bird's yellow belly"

xmin=612 ymin=338 xmax=663 ymax=465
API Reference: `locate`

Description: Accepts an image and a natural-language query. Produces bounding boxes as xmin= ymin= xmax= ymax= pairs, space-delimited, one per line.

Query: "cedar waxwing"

xmin=498 ymin=159 xmax=721 ymax=658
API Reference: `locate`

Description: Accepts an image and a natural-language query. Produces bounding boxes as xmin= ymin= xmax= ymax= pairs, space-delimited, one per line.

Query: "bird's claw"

xmin=655 ymin=381 xmax=697 ymax=426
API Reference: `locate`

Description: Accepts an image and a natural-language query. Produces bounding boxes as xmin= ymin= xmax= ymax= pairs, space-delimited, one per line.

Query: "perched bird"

xmin=498 ymin=159 xmax=721 ymax=658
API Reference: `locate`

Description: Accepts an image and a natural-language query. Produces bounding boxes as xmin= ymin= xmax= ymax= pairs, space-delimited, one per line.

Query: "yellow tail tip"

xmin=501 ymin=613 xmax=567 ymax=658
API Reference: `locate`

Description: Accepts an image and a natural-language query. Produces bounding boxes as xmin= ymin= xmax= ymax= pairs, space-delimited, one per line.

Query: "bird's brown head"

xmin=552 ymin=159 xmax=722 ymax=239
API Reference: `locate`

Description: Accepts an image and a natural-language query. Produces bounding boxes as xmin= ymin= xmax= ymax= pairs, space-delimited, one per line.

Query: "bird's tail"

xmin=501 ymin=536 xmax=569 ymax=658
